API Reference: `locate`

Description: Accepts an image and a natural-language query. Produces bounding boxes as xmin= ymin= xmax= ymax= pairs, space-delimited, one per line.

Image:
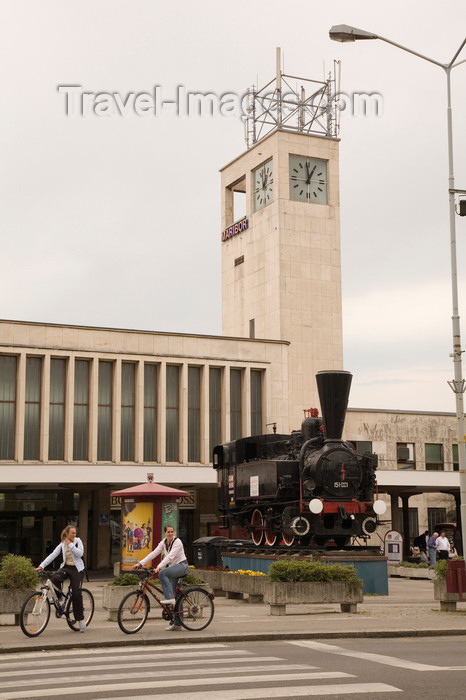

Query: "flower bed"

xmin=198 ymin=561 xmax=363 ymax=614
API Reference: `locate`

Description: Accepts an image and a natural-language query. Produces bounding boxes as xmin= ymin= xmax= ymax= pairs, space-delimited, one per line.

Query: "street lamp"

xmin=330 ymin=24 xmax=466 ymax=549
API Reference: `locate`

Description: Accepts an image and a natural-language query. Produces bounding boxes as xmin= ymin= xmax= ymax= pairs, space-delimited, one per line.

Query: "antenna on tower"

xmin=244 ymin=48 xmax=340 ymax=148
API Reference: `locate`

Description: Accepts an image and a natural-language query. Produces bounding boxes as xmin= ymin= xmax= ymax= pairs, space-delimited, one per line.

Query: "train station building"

xmin=0 ymin=61 xmax=460 ymax=566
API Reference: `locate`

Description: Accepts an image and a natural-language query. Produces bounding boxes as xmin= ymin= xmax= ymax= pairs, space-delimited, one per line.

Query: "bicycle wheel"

xmin=20 ymin=592 xmax=51 ymax=637
xmin=175 ymin=586 xmax=214 ymax=631
xmin=117 ymin=590 xmax=149 ymax=634
xmin=66 ymin=588 xmax=95 ymax=631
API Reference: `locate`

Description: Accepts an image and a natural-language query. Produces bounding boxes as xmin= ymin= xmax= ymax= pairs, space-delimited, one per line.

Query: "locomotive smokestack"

xmin=316 ymin=370 xmax=352 ymax=440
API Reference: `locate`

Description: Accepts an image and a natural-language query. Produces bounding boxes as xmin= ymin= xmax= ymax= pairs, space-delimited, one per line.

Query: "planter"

xmin=218 ymin=573 xmax=362 ymax=615
xmin=388 ymin=565 xmax=435 ymax=580
xmin=263 ymin=581 xmax=363 ymax=615
xmin=221 ymin=572 xmax=266 ymax=603
xmin=194 ymin=570 xmax=226 ymax=597
xmin=434 ymin=579 xmax=466 ymax=611
xmin=102 ymin=585 xmax=135 ymax=621
xmin=0 ymin=588 xmax=35 ymax=626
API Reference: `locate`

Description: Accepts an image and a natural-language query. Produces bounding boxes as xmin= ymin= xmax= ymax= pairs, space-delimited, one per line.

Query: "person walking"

xmin=133 ymin=525 xmax=189 ymax=631
xmin=435 ymin=531 xmax=450 ymax=561
xmin=35 ymin=525 xmax=86 ymax=632
xmin=428 ymin=531 xmax=438 ymax=566
xmin=413 ymin=530 xmax=429 ymax=562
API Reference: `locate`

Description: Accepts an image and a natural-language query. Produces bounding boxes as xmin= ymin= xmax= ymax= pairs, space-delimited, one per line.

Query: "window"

xmin=250 ymin=370 xmax=262 ymax=435
xmin=399 ymin=508 xmax=419 ymax=545
xmin=397 ymin=442 xmax=415 ymax=470
xmin=49 ymin=358 xmax=66 ymax=460
xmin=453 ymin=444 xmax=459 ymax=472
xmin=0 ymin=355 xmax=17 ymax=460
xmin=98 ymin=361 xmax=113 ymax=461
xmin=144 ymin=364 xmax=157 ymax=462
xmin=121 ymin=363 xmax=135 ymax=461
xmin=166 ymin=365 xmax=179 ymax=462
xmin=349 ymin=440 xmax=373 ymax=455
xmin=73 ymin=360 xmax=89 ymax=461
xmin=425 ymin=443 xmax=444 ymax=471
xmin=209 ymin=368 xmax=222 ymax=459
xmin=230 ymin=369 xmax=242 ymax=440
xmin=24 ymin=357 xmax=41 ymax=460
xmin=428 ymin=508 xmax=447 ymax=534
xmin=188 ymin=366 xmax=201 ymax=462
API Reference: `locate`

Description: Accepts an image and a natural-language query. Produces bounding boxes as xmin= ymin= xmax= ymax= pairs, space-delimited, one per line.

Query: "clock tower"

xmin=220 ymin=52 xmax=343 ymax=430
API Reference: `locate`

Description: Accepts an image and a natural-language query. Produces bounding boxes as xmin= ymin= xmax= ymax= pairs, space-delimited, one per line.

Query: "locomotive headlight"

xmin=309 ymin=498 xmax=324 ymax=514
xmin=373 ymin=499 xmax=387 ymax=515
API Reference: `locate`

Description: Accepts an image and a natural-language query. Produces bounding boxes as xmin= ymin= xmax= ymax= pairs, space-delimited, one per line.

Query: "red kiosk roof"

xmin=111 ymin=482 xmax=189 ymax=497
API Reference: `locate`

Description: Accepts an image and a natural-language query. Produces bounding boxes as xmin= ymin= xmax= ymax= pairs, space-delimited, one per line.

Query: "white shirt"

xmin=139 ymin=537 xmax=186 ymax=569
xmin=435 ymin=535 xmax=450 ymax=552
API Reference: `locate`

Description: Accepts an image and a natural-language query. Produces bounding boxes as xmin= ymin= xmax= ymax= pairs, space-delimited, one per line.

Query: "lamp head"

xmin=329 ymin=24 xmax=378 ymax=42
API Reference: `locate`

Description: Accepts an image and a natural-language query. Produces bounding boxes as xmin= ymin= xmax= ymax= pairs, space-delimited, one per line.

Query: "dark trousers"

xmin=438 ymin=550 xmax=449 ymax=561
xmin=51 ymin=565 xmax=84 ymax=621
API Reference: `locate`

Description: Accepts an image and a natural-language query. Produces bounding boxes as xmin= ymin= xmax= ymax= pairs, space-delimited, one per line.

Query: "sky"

xmin=1 ymin=1 xmax=466 ymax=414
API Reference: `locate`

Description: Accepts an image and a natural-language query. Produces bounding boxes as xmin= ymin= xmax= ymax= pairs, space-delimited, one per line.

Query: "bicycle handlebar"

xmin=133 ymin=567 xmax=156 ymax=580
xmin=38 ymin=570 xmax=55 ymax=579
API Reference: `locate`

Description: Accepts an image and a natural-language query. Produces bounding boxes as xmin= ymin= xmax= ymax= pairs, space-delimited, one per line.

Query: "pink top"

xmin=139 ymin=537 xmax=186 ymax=569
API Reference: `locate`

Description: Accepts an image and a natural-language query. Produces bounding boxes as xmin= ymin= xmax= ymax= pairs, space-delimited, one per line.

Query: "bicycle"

xmin=19 ymin=570 xmax=95 ymax=638
xmin=117 ymin=568 xmax=214 ymax=634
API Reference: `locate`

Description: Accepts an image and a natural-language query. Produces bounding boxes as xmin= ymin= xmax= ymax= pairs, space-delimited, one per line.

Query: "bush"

xmin=397 ymin=561 xmax=429 ymax=569
xmin=268 ymin=560 xmax=362 ymax=591
xmin=183 ymin=572 xmax=207 ymax=585
xmin=435 ymin=559 xmax=448 ymax=580
xmin=111 ymin=573 xmax=140 ymax=587
xmin=0 ymin=554 xmax=39 ymax=589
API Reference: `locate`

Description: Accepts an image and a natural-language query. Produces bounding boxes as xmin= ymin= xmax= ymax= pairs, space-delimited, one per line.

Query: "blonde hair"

xmin=60 ymin=525 xmax=76 ymax=541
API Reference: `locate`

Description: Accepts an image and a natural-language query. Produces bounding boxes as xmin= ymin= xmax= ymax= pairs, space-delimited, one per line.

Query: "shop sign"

xmin=111 ymin=491 xmax=197 ymax=509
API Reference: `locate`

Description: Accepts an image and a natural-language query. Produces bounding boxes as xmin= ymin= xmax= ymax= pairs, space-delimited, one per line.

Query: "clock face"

xmin=289 ymin=155 xmax=328 ymax=204
xmin=253 ymin=159 xmax=273 ymax=212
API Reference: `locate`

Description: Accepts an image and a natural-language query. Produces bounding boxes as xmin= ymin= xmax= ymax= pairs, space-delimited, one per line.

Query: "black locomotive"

xmin=213 ymin=370 xmax=385 ymax=548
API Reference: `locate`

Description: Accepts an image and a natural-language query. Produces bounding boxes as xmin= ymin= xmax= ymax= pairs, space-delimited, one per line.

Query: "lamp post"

xmin=329 ymin=24 xmax=466 ymax=549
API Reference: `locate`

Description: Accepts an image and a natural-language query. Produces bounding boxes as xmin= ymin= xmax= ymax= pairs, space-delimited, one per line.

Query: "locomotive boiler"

xmin=213 ymin=370 xmax=386 ymax=548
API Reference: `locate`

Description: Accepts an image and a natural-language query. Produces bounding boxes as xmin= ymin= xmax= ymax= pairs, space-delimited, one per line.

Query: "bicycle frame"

xmin=40 ymin=573 xmax=71 ymax=610
xmin=135 ymin=570 xmax=181 ymax=620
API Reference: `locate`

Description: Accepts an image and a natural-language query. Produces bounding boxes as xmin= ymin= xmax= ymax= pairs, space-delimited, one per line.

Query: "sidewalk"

xmin=1 ymin=574 xmax=466 ymax=654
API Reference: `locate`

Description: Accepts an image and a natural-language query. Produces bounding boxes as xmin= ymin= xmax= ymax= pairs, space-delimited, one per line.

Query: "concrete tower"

xmin=220 ymin=54 xmax=343 ymax=430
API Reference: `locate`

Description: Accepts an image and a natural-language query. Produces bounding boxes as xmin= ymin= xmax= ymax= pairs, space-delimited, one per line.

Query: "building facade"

xmin=0 ymin=319 xmax=289 ymax=567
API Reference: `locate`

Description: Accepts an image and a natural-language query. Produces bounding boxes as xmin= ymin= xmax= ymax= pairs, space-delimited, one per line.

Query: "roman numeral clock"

xmin=289 ymin=154 xmax=328 ymax=204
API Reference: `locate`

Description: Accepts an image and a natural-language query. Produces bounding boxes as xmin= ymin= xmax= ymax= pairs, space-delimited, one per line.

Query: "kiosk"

xmin=112 ymin=481 xmax=189 ymax=572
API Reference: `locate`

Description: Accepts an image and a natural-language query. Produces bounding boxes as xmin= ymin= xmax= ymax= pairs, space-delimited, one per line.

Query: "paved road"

xmin=2 ymin=637 xmax=466 ymax=699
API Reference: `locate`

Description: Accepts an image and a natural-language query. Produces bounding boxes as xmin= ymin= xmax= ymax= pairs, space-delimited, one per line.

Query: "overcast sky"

xmin=1 ymin=1 xmax=466 ymax=414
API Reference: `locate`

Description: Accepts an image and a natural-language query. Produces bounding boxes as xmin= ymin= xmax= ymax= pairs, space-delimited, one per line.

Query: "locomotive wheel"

xmin=264 ymin=527 xmax=277 ymax=546
xmin=251 ymin=509 xmax=264 ymax=546
xmin=281 ymin=532 xmax=295 ymax=547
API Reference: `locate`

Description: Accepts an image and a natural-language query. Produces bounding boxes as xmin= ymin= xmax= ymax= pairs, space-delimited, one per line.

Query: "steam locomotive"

xmin=213 ymin=370 xmax=386 ymax=548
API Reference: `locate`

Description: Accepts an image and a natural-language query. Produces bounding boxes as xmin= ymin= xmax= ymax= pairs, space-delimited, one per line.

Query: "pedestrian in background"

xmin=435 ymin=531 xmax=450 ymax=561
xmin=428 ymin=531 xmax=438 ymax=566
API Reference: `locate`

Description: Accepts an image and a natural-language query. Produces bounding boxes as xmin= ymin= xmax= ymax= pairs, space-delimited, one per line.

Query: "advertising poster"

xmin=161 ymin=502 xmax=179 ymax=537
xmin=121 ymin=500 xmax=154 ymax=571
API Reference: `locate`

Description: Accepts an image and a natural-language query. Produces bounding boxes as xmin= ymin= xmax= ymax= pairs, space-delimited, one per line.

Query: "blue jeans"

xmin=159 ymin=561 xmax=189 ymax=601
xmin=429 ymin=547 xmax=437 ymax=567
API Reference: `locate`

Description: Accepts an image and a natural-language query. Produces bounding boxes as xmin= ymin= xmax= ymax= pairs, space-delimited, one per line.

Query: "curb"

xmin=2 ymin=627 xmax=466 ymax=655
